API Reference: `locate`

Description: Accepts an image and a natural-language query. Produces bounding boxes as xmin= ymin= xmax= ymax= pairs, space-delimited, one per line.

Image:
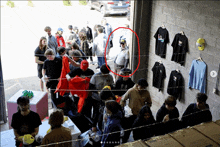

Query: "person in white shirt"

xmin=114 ymin=38 xmax=129 ymax=80
xmin=92 ymin=26 xmax=109 ymax=69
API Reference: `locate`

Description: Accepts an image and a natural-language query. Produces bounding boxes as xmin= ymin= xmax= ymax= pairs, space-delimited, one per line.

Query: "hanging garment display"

xmin=154 ymin=27 xmax=169 ymax=58
xmin=213 ymin=64 xmax=220 ymax=94
xmin=171 ymin=32 xmax=188 ymax=66
xmin=188 ymin=59 xmax=207 ymax=93
xmin=167 ymin=70 xmax=184 ymax=100
xmin=151 ymin=61 xmax=166 ymax=91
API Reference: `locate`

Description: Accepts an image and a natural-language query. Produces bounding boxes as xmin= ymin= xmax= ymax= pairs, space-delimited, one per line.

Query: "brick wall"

xmin=147 ymin=0 xmax=220 ymax=120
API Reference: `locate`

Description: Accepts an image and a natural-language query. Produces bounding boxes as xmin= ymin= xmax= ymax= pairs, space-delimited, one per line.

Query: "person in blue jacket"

xmin=101 ymin=100 xmax=122 ymax=147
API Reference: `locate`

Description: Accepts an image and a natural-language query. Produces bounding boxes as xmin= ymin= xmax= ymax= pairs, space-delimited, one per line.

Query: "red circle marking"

xmin=104 ymin=27 xmax=140 ymax=77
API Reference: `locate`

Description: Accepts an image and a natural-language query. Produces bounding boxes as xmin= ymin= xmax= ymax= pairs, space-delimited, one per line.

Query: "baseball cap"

xmin=120 ymin=39 xmax=126 ymax=44
xmin=120 ymin=68 xmax=132 ymax=75
xmin=57 ymin=27 xmax=63 ymax=32
xmin=196 ymin=38 xmax=205 ymax=51
xmin=68 ymin=25 xmax=73 ymax=29
xmin=80 ymin=60 xmax=89 ymax=71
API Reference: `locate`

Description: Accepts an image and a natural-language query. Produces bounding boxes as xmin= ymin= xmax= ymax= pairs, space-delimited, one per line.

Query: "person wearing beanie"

xmin=181 ymin=93 xmax=212 ymax=128
xmin=114 ymin=68 xmax=135 ymax=96
xmin=66 ymin=60 xmax=94 ymax=80
xmin=120 ymin=78 xmax=152 ymax=143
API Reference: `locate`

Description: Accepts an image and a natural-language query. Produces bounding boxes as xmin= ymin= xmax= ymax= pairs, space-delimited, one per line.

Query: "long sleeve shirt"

xmin=188 ymin=60 xmax=207 ymax=93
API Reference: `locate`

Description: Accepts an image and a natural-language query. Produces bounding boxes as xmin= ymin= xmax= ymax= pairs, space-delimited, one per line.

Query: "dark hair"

xmin=57 ymin=47 xmax=66 ymax=55
xmin=105 ymin=100 xmax=121 ymax=114
xmin=17 ymin=96 xmax=30 ymax=105
xmin=165 ymin=95 xmax=177 ymax=107
xmin=49 ymin=109 xmax=64 ymax=128
xmin=97 ymin=26 xmax=103 ymax=33
xmin=39 ymin=37 xmax=47 ymax=50
xmin=196 ymin=93 xmax=208 ymax=103
xmin=100 ymin=64 xmax=110 ymax=74
xmin=100 ymin=88 xmax=116 ymax=101
xmin=137 ymin=78 xmax=148 ymax=87
xmin=71 ymin=42 xmax=80 ymax=50
xmin=136 ymin=105 xmax=154 ymax=122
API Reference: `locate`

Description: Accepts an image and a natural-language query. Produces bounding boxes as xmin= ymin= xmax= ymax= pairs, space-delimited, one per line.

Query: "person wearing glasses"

xmin=114 ymin=38 xmax=129 ymax=81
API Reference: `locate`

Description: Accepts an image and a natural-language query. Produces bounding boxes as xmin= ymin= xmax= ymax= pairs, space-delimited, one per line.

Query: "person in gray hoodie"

xmin=92 ymin=26 xmax=109 ymax=69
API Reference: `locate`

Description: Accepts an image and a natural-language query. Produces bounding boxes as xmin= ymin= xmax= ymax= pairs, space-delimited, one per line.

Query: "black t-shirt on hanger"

xmin=171 ymin=33 xmax=189 ymax=66
xmin=167 ymin=70 xmax=184 ymax=100
xmin=154 ymin=27 xmax=169 ymax=58
xmin=152 ymin=62 xmax=166 ymax=91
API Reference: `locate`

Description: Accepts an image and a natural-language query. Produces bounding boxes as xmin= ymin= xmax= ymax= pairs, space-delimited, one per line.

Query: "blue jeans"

xmin=97 ymin=57 xmax=105 ymax=67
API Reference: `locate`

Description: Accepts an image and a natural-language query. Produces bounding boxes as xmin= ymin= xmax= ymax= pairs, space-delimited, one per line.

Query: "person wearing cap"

xmin=181 ymin=93 xmax=212 ymax=128
xmin=114 ymin=38 xmax=129 ymax=80
xmin=120 ymin=78 xmax=152 ymax=143
xmin=114 ymin=68 xmax=135 ymax=96
xmin=56 ymin=27 xmax=66 ymax=48
xmin=11 ymin=96 xmax=42 ymax=147
xmin=44 ymin=26 xmax=58 ymax=55
xmin=92 ymin=26 xmax=109 ymax=69
xmin=66 ymin=60 xmax=94 ymax=80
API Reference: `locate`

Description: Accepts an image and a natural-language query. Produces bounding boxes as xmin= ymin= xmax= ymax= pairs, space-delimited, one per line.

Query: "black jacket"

xmin=156 ymin=103 xmax=180 ymax=135
xmin=181 ymin=103 xmax=212 ymax=128
xmin=86 ymin=26 xmax=93 ymax=42
xmin=132 ymin=105 xmax=156 ymax=141
xmin=114 ymin=77 xmax=135 ymax=96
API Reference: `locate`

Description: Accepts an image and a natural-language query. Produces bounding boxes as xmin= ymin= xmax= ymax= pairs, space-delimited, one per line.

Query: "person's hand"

xmin=66 ymin=74 xmax=71 ymax=81
xmin=163 ymin=114 xmax=169 ymax=122
xmin=92 ymin=127 xmax=97 ymax=132
xmin=42 ymin=76 xmax=49 ymax=82
xmin=17 ymin=136 xmax=23 ymax=142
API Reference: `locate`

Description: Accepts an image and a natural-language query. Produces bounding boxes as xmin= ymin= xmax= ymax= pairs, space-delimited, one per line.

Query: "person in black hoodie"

xmin=114 ymin=68 xmax=135 ymax=96
xmin=156 ymin=96 xmax=180 ymax=135
xmin=181 ymin=93 xmax=212 ymax=128
xmin=132 ymin=105 xmax=156 ymax=141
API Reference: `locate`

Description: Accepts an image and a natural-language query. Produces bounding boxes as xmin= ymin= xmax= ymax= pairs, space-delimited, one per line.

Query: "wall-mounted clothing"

xmin=171 ymin=33 xmax=188 ymax=66
xmin=152 ymin=62 xmax=166 ymax=91
xmin=188 ymin=60 xmax=207 ymax=93
xmin=154 ymin=27 xmax=169 ymax=58
xmin=167 ymin=70 xmax=184 ymax=100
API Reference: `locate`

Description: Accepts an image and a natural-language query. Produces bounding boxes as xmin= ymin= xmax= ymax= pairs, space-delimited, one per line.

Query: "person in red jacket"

xmin=56 ymin=28 xmax=66 ymax=48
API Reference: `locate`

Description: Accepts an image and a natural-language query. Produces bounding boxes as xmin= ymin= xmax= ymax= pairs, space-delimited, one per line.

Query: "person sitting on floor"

xmin=181 ymin=93 xmax=212 ymax=128
xmin=11 ymin=96 xmax=42 ymax=147
xmin=41 ymin=109 xmax=72 ymax=147
xmin=132 ymin=105 xmax=156 ymax=141
xmin=156 ymin=96 xmax=180 ymax=135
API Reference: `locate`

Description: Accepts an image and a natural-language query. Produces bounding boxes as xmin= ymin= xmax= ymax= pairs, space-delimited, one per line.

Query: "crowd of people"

xmin=11 ymin=19 xmax=212 ymax=147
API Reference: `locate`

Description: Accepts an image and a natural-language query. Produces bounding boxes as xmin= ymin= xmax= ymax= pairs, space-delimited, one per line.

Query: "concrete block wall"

xmin=147 ymin=0 xmax=220 ymax=120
